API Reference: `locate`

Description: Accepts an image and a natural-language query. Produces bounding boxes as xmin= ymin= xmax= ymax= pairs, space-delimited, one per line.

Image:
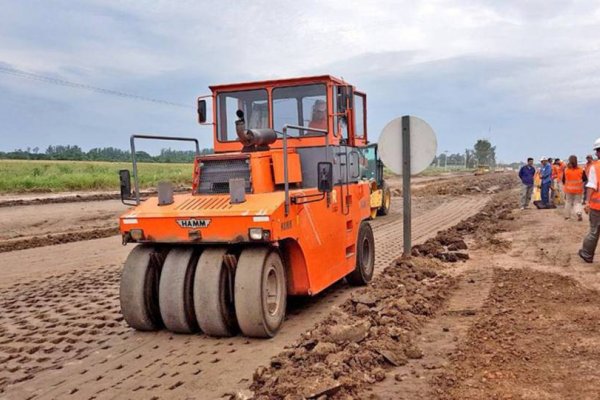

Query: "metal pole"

xmin=402 ymin=116 xmax=411 ymax=257
xmin=130 ymin=136 xmax=140 ymax=205
xmin=283 ymin=126 xmax=289 ymax=217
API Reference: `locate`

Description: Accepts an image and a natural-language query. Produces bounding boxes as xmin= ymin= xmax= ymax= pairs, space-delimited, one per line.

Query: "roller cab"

xmin=118 ymin=75 xmax=378 ymax=338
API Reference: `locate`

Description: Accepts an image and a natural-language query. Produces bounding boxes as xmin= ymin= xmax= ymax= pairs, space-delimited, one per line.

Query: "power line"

xmin=0 ymin=65 xmax=191 ymax=108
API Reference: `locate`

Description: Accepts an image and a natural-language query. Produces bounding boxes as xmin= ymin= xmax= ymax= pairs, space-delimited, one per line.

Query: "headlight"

xmin=130 ymin=229 xmax=144 ymax=241
xmin=249 ymin=228 xmax=270 ymax=241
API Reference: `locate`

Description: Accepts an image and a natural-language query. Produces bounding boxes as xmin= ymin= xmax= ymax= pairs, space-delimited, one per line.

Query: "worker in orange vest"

xmin=553 ymin=158 xmax=565 ymax=205
xmin=563 ymin=155 xmax=587 ymax=221
xmin=579 ymin=139 xmax=600 ymax=262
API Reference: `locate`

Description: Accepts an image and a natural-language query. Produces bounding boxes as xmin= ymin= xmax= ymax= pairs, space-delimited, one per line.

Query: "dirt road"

xmin=0 ymin=194 xmax=489 ymax=399
xmin=238 ymin=189 xmax=600 ymax=400
xmin=365 ymin=199 xmax=600 ymax=399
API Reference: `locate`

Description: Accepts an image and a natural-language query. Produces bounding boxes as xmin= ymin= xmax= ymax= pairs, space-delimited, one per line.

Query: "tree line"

xmin=432 ymin=139 xmax=497 ymax=168
xmin=0 ymin=145 xmax=214 ymax=163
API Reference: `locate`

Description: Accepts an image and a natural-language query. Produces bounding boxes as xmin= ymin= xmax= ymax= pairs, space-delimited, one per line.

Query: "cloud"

xmin=1 ymin=0 xmax=600 ymax=160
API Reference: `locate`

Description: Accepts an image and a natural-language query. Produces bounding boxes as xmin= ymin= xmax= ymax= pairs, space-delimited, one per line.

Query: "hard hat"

xmin=540 ymin=157 xmax=547 ymax=161
xmin=594 ymin=137 xmax=600 ymax=150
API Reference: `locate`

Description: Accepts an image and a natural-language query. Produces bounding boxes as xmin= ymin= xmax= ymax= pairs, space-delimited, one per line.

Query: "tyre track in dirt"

xmin=0 ymin=196 xmax=489 ymax=400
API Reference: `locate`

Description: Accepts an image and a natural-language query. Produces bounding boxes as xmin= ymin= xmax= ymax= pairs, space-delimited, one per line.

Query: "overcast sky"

xmin=1 ymin=0 xmax=599 ymax=162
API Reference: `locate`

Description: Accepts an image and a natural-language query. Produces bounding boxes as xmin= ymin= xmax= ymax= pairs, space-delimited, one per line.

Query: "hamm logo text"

xmin=176 ymin=219 xmax=211 ymax=228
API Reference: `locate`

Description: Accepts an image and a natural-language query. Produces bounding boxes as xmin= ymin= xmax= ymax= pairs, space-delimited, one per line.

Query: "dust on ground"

xmin=247 ymin=190 xmax=519 ymax=400
xmin=367 ymin=190 xmax=600 ymax=400
xmin=411 ymin=190 xmax=516 ymax=261
xmin=249 ymin=257 xmax=456 ymax=400
xmin=0 ymin=267 xmax=128 ymax=392
xmin=0 ymin=200 xmax=125 ymax=253
xmin=0 ymin=189 xmax=492 ymax=399
xmin=411 ymin=173 xmax=517 ymax=197
xmin=432 ymin=267 xmax=600 ymax=400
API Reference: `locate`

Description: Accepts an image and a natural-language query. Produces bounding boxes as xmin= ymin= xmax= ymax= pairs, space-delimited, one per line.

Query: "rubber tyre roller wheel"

xmin=346 ymin=222 xmax=375 ymax=286
xmin=120 ymin=245 xmax=166 ymax=331
xmin=159 ymin=247 xmax=200 ymax=334
xmin=234 ymin=247 xmax=287 ymax=338
xmin=377 ymin=182 xmax=391 ymax=216
xmin=193 ymin=248 xmax=238 ymax=337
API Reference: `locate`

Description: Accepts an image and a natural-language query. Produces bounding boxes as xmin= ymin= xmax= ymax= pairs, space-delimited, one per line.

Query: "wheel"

xmin=234 ymin=247 xmax=287 ymax=338
xmin=193 ymin=248 xmax=238 ymax=337
xmin=377 ymin=182 xmax=391 ymax=216
xmin=346 ymin=222 xmax=375 ymax=286
xmin=159 ymin=247 xmax=200 ymax=333
xmin=120 ymin=245 xmax=166 ymax=331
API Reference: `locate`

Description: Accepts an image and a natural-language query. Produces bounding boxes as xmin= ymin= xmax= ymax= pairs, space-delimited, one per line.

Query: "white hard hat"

xmin=594 ymin=137 xmax=600 ymax=150
xmin=540 ymin=157 xmax=547 ymax=161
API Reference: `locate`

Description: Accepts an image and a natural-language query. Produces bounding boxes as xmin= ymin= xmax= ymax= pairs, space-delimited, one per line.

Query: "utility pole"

xmin=444 ymin=150 xmax=449 ymax=170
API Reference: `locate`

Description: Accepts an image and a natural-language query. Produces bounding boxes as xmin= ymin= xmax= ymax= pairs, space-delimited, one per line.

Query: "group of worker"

xmin=518 ymin=138 xmax=600 ymax=264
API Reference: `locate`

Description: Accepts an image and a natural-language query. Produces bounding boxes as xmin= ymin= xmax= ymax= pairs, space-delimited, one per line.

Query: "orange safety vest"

xmin=589 ymin=163 xmax=600 ymax=210
xmin=552 ymin=164 xmax=564 ymax=181
xmin=563 ymin=167 xmax=584 ymax=194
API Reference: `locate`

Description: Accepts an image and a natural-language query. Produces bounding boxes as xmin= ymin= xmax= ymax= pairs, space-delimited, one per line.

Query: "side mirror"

xmin=119 ymin=169 xmax=132 ymax=200
xmin=317 ymin=162 xmax=333 ymax=193
xmin=197 ymin=99 xmax=207 ymax=123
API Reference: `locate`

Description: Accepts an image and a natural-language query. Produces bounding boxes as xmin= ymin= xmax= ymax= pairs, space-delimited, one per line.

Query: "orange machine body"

xmin=120 ymin=75 xmax=372 ymax=296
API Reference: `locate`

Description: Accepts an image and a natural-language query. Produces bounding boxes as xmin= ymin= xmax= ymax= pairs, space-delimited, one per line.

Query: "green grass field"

xmin=0 ymin=160 xmax=193 ymax=193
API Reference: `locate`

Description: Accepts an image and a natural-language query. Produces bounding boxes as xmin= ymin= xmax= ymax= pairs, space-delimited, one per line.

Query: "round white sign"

xmin=378 ymin=116 xmax=437 ymax=175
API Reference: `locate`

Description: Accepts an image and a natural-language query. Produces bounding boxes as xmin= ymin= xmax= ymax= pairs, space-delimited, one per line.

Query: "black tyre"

xmin=158 ymin=247 xmax=200 ymax=334
xmin=193 ymin=248 xmax=238 ymax=337
xmin=377 ymin=182 xmax=391 ymax=216
xmin=120 ymin=245 xmax=166 ymax=331
xmin=234 ymin=247 xmax=287 ymax=338
xmin=346 ymin=222 xmax=375 ymax=286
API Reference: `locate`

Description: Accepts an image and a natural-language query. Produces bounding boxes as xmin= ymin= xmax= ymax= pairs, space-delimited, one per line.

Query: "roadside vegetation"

xmin=0 ymin=160 xmax=193 ymax=193
xmin=0 ymin=145 xmax=213 ymax=163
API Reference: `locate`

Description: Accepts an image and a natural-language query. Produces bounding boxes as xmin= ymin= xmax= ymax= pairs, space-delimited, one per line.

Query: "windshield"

xmin=216 ymin=89 xmax=268 ymax=142
xmin=359 ymin=146 xmax=377 ymax=180
xmin=273 ymin=84 xmax=327 ymax=136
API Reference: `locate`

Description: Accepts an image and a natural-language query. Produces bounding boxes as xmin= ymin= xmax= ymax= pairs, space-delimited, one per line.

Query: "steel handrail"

xmin=129 ymin=134 xmax=200 ymax=205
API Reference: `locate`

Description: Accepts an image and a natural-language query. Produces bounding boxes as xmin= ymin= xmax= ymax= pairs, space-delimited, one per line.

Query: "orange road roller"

xmin=118 ymin=75 xmax=378 ymax=338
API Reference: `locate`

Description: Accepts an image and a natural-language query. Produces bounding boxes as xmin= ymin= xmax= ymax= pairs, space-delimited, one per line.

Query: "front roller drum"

xmin=193 ymin=248 xmax=238 ymax=337
xmin=234 ymin=247 xmax=287 ymax=338
xmin=120 ymin=245 xmax=166 ymax=331
xmin=159 ymin=247 xmax=200 ymax=334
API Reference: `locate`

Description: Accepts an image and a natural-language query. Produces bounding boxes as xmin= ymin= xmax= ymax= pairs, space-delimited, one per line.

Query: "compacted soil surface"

xmin=0 ymin=173 xmax=499 ymax=399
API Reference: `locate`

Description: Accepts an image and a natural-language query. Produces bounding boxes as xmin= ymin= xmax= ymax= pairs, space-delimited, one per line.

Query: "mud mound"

xmin=0 ymin=227 xmax=119 ymax=253
xmin=412 ymin=191 xmax=516 ymax=261
xmin=0 ymin=187 xmax=190 ymax=208
xmin=248 ymin=257 xmax=456 ymax=399
xmin=411 ymin=173 xmax=518 ymax=197
xmin=432 ymin=268 xmax=600 ymax=399
xmin=0 ymin=193 xmax=122 ymax=208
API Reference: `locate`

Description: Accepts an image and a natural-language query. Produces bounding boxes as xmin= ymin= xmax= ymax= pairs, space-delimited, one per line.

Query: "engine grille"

xmin=197 ymin=157 xmax=252 ymax=194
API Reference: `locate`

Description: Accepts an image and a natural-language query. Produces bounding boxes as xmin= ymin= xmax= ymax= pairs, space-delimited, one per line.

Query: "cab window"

xmin=332 ymin=87 xmax=348 ymax=141
xmin=273 ymin=84 xmax=327 ymax=136
xmin=354 ymin=93 xmax=366 ymax=139
xmin=216 ymin=89 xmax=268 ymax=142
